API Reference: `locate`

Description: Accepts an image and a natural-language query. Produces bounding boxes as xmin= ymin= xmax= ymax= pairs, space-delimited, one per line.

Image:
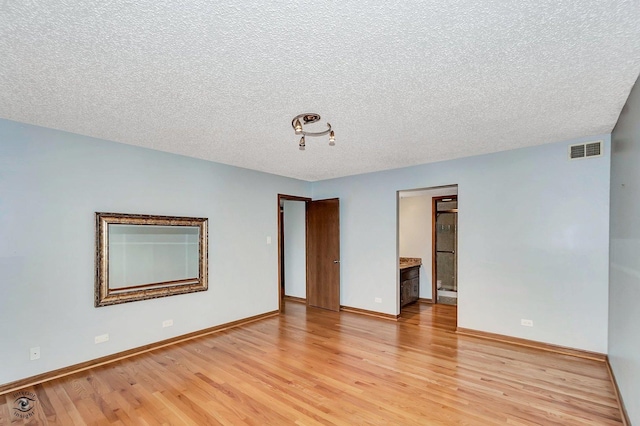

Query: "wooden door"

xmin=306 ymin=198 xmax=340 ymax=311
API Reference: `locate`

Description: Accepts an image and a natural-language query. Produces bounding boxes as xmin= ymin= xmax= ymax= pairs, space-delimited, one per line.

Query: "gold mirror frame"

xmin=95 ymin=212 xmax=208 ymax=307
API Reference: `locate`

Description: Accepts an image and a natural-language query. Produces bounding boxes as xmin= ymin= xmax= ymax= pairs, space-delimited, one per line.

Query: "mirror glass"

xmin=108 ymin=225 xmax=200 ymax=291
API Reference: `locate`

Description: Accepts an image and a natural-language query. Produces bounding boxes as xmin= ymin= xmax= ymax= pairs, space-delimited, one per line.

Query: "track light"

xmin=291 ymin=113 xmax=335 ymax=150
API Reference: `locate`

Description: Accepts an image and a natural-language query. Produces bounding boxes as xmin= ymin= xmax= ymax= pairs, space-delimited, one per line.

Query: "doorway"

xmin=433 ymin=196 xmax=458 ymax=305
xmin=277 ymin=195 xmax=341 ymax=313
xmin=278 ymin=195 xmax=310 ymax=311
xmin=398 ymin=185 xmax=458 ymax=313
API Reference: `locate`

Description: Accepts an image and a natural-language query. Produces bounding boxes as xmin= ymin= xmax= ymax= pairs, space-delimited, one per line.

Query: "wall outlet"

xmin=521 ymin=319 xmax=534 ymax=327
xmin=94 ymin=333 xmax=109 ymax=344
xmin=162 ymin=319 xmax=174 ymax=328
xmin=29 ymin=347 xmax=40 ymax=360
xmin=374 ymin=297 xmax=382 ymax=303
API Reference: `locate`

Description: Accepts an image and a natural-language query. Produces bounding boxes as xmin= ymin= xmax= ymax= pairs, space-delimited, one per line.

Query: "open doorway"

xmin=397 ymin=185 xmax=458 ymax=315
xmin=277 ymin=195 xmax=341 ymax=313
xmin=278 ymin=195 xmax=310 ymax=311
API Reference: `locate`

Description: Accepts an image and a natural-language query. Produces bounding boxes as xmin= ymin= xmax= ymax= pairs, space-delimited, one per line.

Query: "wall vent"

xmin=568 ymin=140 xmax=603 ymax=160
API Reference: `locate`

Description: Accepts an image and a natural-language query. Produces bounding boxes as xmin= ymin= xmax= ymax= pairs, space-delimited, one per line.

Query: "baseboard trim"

xmin=0 ymin=310 xmax=279 ymax=396
xmin=418 ymin=298 xmax=433 ymax=304
xmin=283 ymin=295 xmax=307 ymax=304
xmin=456 ymin=327 xmax=607 ymax=362
xmin=606 ymin=357 xmax=631 ymax=426
xmin=340 ymin=305 xmax=399 ymax=321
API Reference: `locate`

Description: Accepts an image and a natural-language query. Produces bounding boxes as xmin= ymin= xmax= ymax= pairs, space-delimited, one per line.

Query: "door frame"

xmin=277 ymin=194 xmax=311 ymax=312
xmin=432 ymin=195 xmax=458 ymax=304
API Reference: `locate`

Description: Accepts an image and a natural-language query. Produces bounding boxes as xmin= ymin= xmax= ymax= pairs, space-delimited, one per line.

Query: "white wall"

xmin=283 ymin=200 xmax=306 ymax=298
xmin=0 ymin=119 xmax=311 ymax=386
xmin=399 ymin=196 xmax=431 ymax=298
xmin=399 ymin=187 xmax=457 ymax=299
xmin=609 ymin=75 xmax=640 ymax=424
xmin=313 ymin=134 xmax=610 ymax=353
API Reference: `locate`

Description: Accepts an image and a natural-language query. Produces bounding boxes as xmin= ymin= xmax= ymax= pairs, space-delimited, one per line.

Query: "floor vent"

xmin=568 ymin=140 xmax=603 ymax=160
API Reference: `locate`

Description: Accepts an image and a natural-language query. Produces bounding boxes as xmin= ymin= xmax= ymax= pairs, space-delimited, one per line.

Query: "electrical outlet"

xmin=94 ymin=333 xmax=109 ymax=344
xmin=162 ymin=319 xmax=174 ymax=328
xmin=521 ymin=319 xmax=533 ymax=327
xmin=29 ymin=347 xmax=40 ymax=360
xmin=374 ymin=297 xmax=382 ymax=303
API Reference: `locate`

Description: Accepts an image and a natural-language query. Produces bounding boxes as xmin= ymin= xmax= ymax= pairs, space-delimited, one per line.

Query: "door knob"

xmin=333 ymin=260 xmax=340 ymax=264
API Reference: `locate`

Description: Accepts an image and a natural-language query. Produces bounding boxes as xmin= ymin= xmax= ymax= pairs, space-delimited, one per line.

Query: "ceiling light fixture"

xmin=292 ymin=113 xmax=335 ymax=151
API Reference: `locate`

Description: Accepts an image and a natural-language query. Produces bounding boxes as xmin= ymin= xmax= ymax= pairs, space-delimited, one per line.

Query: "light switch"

xmin=266 ymin=236 xmax=272 ymax=245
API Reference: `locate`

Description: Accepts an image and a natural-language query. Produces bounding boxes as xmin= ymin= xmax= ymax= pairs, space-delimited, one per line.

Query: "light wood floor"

xmin=0 ymin=301 xmax=622 ymax=425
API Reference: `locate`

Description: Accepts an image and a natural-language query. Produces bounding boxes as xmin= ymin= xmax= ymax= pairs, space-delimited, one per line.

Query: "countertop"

xmin=399 ymin=257 xmax=422 ymax=270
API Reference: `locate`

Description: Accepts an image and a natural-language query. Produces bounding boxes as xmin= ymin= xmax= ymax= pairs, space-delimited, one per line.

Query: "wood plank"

xmin=0 ymin=301 xmax=625 ymax=424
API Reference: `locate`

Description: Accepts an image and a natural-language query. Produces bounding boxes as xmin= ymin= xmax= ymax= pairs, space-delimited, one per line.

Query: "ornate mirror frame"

xmin=95 ymin=212 xmax=208 ymax=307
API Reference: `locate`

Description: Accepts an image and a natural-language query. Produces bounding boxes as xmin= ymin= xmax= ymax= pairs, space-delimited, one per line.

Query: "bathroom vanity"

xmin=399 ymin=257 xmax=421 ymax=307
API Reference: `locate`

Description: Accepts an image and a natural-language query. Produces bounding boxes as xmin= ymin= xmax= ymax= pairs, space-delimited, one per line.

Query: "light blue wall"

xmin=0 ymin=119 xmax=311 ymax=385
xmin=0 ymin=116 xmax=614 ymax=387
xmin=313 ymin=134 xmax=611 ymax=353
xmin=283 ymin=200 xmax=306 ymax=298
xmin=610 ymin=75 xmax=640 ymax=424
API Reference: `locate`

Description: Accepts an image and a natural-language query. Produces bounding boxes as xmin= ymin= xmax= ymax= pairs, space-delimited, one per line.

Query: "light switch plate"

xmin=95 ymin=333 xmax=109 ymax=344
xmin=30 ymin=347 xmax=40 ymax=360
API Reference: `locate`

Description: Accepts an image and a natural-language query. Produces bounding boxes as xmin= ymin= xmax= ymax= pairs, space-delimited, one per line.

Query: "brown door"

xmin=306 ymin=198 xmax=340 ymax=311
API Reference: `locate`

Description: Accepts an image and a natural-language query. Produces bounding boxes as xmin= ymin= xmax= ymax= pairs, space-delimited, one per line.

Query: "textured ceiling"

xmin=1 ymin=1 xmax=639 ymax=181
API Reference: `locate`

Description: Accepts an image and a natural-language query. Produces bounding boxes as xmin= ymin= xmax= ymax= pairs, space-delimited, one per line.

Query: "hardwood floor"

xmin=0 ymin=301 xmax=622 ymax=425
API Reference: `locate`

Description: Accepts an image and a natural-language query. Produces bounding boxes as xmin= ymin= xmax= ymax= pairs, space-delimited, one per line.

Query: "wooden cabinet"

xmin=400 ymin=266 xmax=420 ymax=307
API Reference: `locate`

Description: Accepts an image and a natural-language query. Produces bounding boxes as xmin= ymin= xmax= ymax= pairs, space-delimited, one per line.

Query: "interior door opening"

xmin=282 ymin=199 xmax=307 ymax=302
xmin=397 ymin=185 xmax=458 ymax=317
xmin=278 ymin=194 xmax=310 ymax=312
xmin=277 ymin=195 xmax=341 ymax=313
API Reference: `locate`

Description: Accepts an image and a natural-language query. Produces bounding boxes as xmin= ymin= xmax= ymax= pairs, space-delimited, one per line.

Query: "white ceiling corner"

xmin=1 ymin=1 xmax=639 ymax=181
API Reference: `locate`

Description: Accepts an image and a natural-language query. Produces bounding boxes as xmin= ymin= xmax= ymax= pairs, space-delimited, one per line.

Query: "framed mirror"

xmin=95 ymin=212 xmax=208 ymax=307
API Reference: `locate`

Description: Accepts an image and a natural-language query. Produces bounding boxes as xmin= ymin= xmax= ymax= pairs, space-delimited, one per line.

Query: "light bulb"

xmin=299 ymin=136 xmax=306 ymax=150
xmin=294 ymin=119 xmax=303 ymax=134
xmin=329 ymin=130 xmax=335 ymax=146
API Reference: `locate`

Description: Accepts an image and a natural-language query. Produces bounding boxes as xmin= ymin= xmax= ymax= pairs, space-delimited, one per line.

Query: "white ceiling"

xmin=1 ymin=1 xmax=639 ymax=181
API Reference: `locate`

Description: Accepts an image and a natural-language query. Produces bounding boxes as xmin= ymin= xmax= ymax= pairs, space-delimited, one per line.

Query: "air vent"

xmin=568 ymin=140 xmax=603 ymax=160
